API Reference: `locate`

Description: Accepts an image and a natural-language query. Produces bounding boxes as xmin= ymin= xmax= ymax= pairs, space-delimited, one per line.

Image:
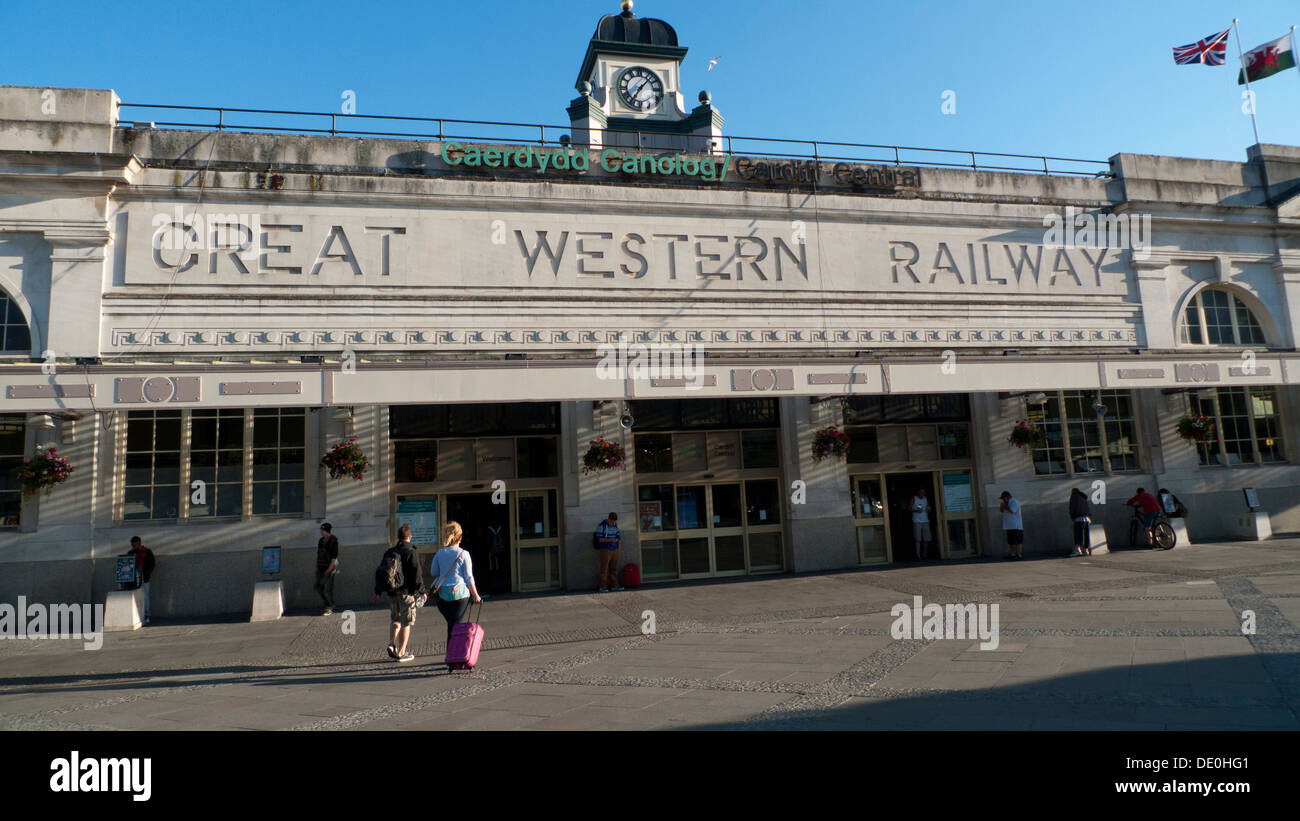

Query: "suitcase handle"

xmin=467 ymin=599 xmax=482 ymax=625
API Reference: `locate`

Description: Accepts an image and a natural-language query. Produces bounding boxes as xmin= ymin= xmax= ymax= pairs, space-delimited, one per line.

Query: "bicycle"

xmin=1127 ymin=504 xmax=1176 ymax=550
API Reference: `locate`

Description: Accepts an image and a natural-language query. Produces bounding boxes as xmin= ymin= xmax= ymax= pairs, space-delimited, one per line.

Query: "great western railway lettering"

xmin=888 ymin=240 xmax=1115 ymax=288
xmin=513 ymin=230 xmax=808 ymax=280
xmin=133 ymin=207 xmax=1124 ymax=293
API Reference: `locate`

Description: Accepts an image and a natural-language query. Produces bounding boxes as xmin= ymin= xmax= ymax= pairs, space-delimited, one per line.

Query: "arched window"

xmin=1180 ymin=288 xmax=1266 ymax=346
xmin=0 ymin=292 xmax=31 ymax=353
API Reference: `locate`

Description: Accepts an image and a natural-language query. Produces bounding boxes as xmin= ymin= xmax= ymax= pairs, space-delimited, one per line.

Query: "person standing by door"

xmin=595 ymin=512 xmax=623 ymax=592
xmin=1068 ymin=488 xmax=1091 ymax=556
xmin=1000 ymin=491 xmax=1024 ymax=560
xmin=123 ymin=537 xmax=156 ymax=625
xmin=910 ymin=487 xmax=933 ymax=560
xmin=429 ymin=521 xmax=481 ymax=646
xmin=315 ymin=522 xmax=340 ymax=616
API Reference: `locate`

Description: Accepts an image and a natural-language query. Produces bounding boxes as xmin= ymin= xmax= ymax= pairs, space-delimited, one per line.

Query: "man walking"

xmin=315 ymin=522 xmax=340 ymax=616
xmin=371 ymin=524 xmax=425 ymax=662
xmin=910 ymin=487 xmax=933 ymax=560
xmin=595 ymin=512 xmax=623 ymax=592
xmin=1000 ymin=491 xmax=1024 ymax=560
xmin=123 ymin=537 xmax=157 ymax=625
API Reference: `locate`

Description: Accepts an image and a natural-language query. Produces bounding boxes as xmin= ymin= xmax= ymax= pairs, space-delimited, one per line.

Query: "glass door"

xmin=710 ymin=483 xmax=746 ymax=576
xmin=675 ymin=484 xmax=712 ymax=577
xmin=514 ymin=489 xmax=561 ymax=591
xmin=850 ymin=474 xmax=890 ymax=564
xmin=939 ymin=470 xmax=979 ymax=558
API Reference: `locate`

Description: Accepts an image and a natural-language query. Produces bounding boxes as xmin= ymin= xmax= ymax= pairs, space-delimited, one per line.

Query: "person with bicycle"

xmin=1126 ymin=487 xmax=1163 ymax=547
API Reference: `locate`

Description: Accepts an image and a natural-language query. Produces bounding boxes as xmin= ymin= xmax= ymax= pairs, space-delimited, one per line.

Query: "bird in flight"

xmin=707 ymin=56 xmax=722 ymax=72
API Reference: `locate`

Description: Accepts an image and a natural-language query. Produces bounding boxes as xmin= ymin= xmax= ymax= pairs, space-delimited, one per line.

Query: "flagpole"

xmin=1293 ymin=26 xmax=1299 ymax=87
xmin=1233 ymin=18 xmax=1262 ymax=144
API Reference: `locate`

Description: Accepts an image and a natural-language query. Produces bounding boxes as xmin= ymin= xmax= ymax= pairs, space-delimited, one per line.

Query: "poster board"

xmin=261 ymin=546 xmax=281 ymax=575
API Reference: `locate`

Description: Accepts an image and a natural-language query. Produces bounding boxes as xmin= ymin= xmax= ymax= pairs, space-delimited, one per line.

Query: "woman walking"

xmin=429 ymin=521 xmax=482 ymax=647
xmin=1069 ymin=488 xmax=1092 ymax=556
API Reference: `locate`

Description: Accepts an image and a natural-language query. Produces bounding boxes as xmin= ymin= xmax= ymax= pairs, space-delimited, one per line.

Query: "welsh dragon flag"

xmin=1238 ymin=32 xmax=1297 ymax=84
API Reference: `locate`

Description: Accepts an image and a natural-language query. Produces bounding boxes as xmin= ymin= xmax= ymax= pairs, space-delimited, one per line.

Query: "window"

xmin=0 ymin=294 xmax=31 ymax=353
xmin=124 ymin=410 xmax=182 ymax=520
xmin=845 ymin=394 xmax=970 ymax=424
xmin=0 ymin=415 xmax=25 ymax=525
xmin=1181 ymin=289 xmax=1266 ymax=346
xmin=1029 ymin=390 xmax=1140 ymax=476
xmin=189 ymin=409 xmax=244 ymax=517
xmin=626 ymin=399 xmax=779 ymax=431
xmin=1190 ymin=387 xmax=1285 ymax=466
xmin=252 ymin=409 xmax=306 ymax=515
xmin=389 ymin=403 xmax=561 ymax=439
xmin=122 ymin=408 xmax=305 ymax=520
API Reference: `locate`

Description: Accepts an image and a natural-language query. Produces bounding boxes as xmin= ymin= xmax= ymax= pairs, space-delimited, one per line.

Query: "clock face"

xmin=617 ymin=67 xmax=665 ymax=112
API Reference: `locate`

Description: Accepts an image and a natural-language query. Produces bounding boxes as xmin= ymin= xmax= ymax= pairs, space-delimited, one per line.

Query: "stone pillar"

xmin=44 ymin=231 xmax=110 ymax=359
xmin=1132 ymin=255 xmax=1175 ymax=350
xmin=563 ymin=400 xmax=632 ymax=590
xmin=783 ymin=396 xmax=854 ymax=572
xmin=1272 ymin=251 xmax=1300 ymax=349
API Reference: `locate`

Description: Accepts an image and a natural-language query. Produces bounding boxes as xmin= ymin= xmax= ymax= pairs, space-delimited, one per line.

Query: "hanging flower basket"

xmin=811 ymin=425 xmax=851 ymax=463
xmin=582 ymin=436 xmax=626 ymax=475
xmin=20 ymin=446 xmax=73 ymax=496
xmin=1007 ymin=419 xmax=1045 ymax=449
xmin=321 ymin=436 xmax=369 ymax=481
xmin=1176 ymin=414 xmax=1216 ymax=443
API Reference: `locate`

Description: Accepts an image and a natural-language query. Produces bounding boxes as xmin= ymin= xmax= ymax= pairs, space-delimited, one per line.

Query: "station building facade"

xmin=4 ymin=5 xmax=1300 ymax=617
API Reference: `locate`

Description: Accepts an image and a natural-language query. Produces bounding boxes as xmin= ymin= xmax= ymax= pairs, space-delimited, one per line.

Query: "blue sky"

xmin=4 ymin=0 xmax=1298 ymax=164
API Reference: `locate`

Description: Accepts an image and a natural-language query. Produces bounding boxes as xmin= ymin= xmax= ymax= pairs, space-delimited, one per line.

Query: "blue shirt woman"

xmin=430 ymin=521 xmax=482 ymax=649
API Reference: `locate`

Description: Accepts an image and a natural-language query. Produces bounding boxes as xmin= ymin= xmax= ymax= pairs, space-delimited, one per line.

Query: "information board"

xmin=396 ymin=498 xmax=440 ymax=545
xmin=115 ymin=556 xmax=136 ymax=585
xmin=942 ymin=472 xmax=974 ymax=515
xmin=262 ymin=546 xmax=281 ymax=575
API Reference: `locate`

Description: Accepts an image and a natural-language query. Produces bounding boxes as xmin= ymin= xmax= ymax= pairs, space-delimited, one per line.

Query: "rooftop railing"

xmin=116 ymin=102 xmax=1113 ymax=178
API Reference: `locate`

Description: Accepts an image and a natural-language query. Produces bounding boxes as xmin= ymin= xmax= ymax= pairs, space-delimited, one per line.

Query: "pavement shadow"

xmin=683 ymin=652 xmax=1300 ymax=731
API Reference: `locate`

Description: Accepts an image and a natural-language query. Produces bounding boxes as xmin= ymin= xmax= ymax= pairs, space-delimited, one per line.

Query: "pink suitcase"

xmin=446 ymin=603 xmax=484 ymax=670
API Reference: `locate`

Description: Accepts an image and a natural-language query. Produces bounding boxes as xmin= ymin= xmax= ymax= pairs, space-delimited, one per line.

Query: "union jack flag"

xmin=1172 ymin=28 xmax=1230 ymax=65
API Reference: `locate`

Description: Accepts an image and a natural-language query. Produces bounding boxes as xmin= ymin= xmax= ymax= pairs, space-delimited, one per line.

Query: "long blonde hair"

xmin=442 ymin=521 xmax=463 ymax=547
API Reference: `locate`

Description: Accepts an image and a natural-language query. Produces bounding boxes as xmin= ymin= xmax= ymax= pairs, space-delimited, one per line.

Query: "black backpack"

xmin=375 ymin=547 xmax=405 ymax=594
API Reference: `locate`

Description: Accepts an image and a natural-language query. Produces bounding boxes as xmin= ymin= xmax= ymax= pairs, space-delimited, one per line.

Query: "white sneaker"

xmin=398 ymin=653 xmax=415 ymax=662
xmin=612 ymin=586 xmax=625 ymax=592
xmin=598 ymin=587 xmax=610 ymax=593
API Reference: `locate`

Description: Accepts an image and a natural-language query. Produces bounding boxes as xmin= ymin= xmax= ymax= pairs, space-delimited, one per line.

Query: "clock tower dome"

xmin=567 ymin=1 xmax=723 ymax=152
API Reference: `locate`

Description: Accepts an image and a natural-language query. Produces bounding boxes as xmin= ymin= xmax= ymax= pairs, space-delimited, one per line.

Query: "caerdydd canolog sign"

xmin=434 ymin=143 xmax=921 ymax=192
xmin=124 ymin=203 xmax=1131 ymax=296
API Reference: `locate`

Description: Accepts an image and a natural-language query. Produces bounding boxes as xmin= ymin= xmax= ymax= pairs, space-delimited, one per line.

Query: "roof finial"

xmin=621 ymin=0 xmax=633 ymax=12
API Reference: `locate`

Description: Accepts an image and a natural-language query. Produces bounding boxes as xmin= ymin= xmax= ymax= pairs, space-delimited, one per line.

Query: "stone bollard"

xmin=1086 ymin=522 xmax=1110 ymax=555
xmin=1233 ymin=511 xmax=1271 ymax=541
xmin=103 ymin=588 xmax=143 ymax=632
xmin=250 ymin=581 xmax=284 ymax=622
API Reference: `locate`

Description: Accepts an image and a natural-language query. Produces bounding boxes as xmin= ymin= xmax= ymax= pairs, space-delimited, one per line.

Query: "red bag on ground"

xmin=446 ymin=602 xmax=484 ymax=670
xmin=621 ymin=563 xmax=641 ymax=589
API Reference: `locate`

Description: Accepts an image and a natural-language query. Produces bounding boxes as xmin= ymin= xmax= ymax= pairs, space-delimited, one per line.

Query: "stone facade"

xmin=3 ymin=20 xmax=1300 ymax=617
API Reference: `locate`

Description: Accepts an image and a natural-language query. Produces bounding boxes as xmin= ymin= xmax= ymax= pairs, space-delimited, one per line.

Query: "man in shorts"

xmin=1000 ymin=491 xmax=1024 ymax=560
xmin=910 ymin=487 xmax=933 ymax=560
xmin=371 ymin=524 xmax=425 ymax=662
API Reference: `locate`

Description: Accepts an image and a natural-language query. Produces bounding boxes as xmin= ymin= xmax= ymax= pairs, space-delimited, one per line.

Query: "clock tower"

xmin=567 ymin=0 xmax=724 ymax=153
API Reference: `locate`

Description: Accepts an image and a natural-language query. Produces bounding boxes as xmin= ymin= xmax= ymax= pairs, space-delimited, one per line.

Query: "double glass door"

xmin=850 ymin=469 xmax=979 ymax=564
xmin=392 ymin=488 xmax=562 ymax=593
xmin=675 ymin=483 xmax=747 ymax=577
xmin=637 ymin=479 xmax=784 ymax=580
